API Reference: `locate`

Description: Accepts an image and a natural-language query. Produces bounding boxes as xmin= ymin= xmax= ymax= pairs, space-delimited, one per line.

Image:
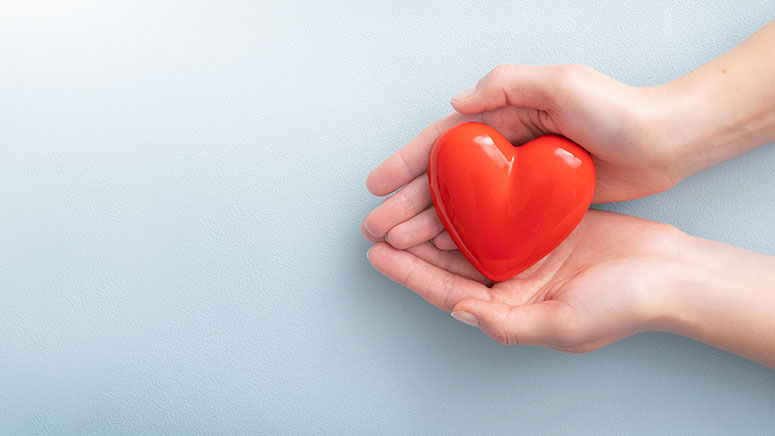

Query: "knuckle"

xmin=400 ymin=256 xmax=418 ymax=286
xmin=544 ymin=64 xmax=587 ymax=109
xmin=395 ymin=191 xmax=415 ymax=216
xmin=439 ymin=278 xmax=455 ymax=311
xmin=487 ymin=64 xmax=515 ymax=85
xmin=557 ymin=63 xmax=588 ymax=77
xmin=555 ymin=64 xmax=594 ymax=89
xmin=554 ymin=64 xmax=579 ymax=87
xmin=491 ymin=331 xmax=514 ymax=346
xmin=417 ymin=123 xmax=440 ymax=148
xmin=660 ymin=222 xmax=685 ymax=239
xmin=490 ymin=310 xmax=521 ymax=346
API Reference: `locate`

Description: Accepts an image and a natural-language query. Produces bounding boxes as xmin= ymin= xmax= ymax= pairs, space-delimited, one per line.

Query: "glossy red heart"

xmin=428 ymin=122 xmax=595 ymax=281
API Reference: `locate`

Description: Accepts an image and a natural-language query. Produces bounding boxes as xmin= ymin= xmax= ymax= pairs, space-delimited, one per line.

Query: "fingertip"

xmin=451 ymin=85 xmax=476 ymax=102
xmin=449 ymin=97 xmax=479 ymax=115
xmin=452 ymin=297 xmax=494 ymax=314
xmin=450 ymin=310 xmax=479 ymax=328
xmin=451 ymin=83 xmax=486 ymax=114
xmin=365 ymin=161 xmax=395 ymax=196
xmin=453 ymin=298 xmax=519 ymax=345
xmin=360 ymin=216 xmax=383 ymax=242
xmin=366 ymin=164 xmax=402 ymax=197
xmin=362 ymin=212 xmax=377 ymax=237
xmin=453 ymin=298 xmax=510 ymax=332
xmin=451 ymin=300 xmax=470 ymax=314
xmin=366 ymin=244 xmax=380 ymax=264
xmin=365 ymin=170 xmax=383 ymax=196
xmin=366 ymin=241 xmax=392 ymax=266
xmin=367 ymin=241 xmax=414 ymax=282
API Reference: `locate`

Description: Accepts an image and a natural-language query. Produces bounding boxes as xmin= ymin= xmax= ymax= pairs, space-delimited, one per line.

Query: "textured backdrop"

xmin=1 ymin=1 xmax=774 ymax=435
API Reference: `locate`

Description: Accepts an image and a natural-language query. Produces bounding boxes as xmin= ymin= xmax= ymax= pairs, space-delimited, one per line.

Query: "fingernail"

xmin=452 ymin=85 xmax=476 ymax=102
xmin=363 ymin=216 xmax=378 ymax=239
xmin=366 ymin=245 xmax=375 ymax=261
xmin=450 ymin=310 xmax=478 ymax=327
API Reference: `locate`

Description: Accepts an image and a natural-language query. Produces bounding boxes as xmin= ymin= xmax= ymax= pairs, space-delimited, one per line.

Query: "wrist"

xmin=653 ymin=234 xmax=775 ymax=367
xmin=638 ymin=226 xmax=701 ymax=334
xmin=644 ymin=79 xmax=722 ymax=185
xmin=655 ymin=233 xmax=760 ymax=335
xmin=648 ymin=47 xmax=775 ymax=184
xmin=650 ymin=234 xmax=719 ymax=336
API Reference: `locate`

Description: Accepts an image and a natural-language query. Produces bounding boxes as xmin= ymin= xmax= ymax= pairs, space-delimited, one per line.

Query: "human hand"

xmin=367 ymin=210 xmax=686 ymax=352
xmin=363 ymin=23 xmax=775 ymax=366
xmin=362 ymin=64 xmax=681 ymax=250
xmin=364 ymin=21 xmax=775 ymax=250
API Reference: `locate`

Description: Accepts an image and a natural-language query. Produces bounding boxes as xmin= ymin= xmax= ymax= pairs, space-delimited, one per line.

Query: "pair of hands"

xmin=361 ymin=64 xmax=703 ymax=351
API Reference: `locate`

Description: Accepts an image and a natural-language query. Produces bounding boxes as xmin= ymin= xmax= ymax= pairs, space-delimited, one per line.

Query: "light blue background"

xmin=1 ymin=1 xmax=774 ymax=434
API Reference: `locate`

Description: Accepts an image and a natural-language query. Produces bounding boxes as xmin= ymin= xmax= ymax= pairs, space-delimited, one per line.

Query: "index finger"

xmin=366 ymin=112 xmax=480 ymax=196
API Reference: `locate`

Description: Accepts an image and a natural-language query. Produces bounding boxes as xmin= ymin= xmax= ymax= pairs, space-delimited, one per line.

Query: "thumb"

xmin=450 ymin=64 xmax=580 ymax=114
xmin=451 ymin=298 xmax=574 ymax=347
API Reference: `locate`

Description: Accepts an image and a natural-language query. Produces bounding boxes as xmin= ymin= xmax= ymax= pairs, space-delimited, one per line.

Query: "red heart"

xmin=428 ymin=122 xmax=595 ymax=281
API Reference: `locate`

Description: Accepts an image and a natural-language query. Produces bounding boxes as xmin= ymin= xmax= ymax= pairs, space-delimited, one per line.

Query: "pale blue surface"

xmin=1 ymin=1 xmax=774 ymax=434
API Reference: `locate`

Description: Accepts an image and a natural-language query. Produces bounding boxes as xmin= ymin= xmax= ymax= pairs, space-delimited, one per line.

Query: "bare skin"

xmin=363 ymin=21 xmax=775 ymax=368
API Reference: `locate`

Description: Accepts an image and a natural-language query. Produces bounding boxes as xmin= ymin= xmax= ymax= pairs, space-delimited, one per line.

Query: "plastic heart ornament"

xmin=428 ymin=122 xmax=596 ymax=281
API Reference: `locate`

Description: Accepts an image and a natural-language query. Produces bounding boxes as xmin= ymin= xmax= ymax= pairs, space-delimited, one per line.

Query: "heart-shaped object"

xmin=428 ymin=122 xmax=595 ymax=281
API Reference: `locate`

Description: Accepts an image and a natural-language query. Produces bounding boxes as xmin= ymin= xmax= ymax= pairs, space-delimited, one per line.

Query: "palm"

xmin=368 ymin=210 xmax=680 ymax=351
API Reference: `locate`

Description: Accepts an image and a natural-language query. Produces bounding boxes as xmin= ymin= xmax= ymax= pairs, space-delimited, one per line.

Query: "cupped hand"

xmin=366 ymin=210 xmax=687 ymax=352
xmin=362 ymin=64 xmax=680 ymax=250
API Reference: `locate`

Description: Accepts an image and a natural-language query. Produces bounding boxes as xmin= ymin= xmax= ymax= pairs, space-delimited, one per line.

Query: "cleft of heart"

xmin=428 ymin=122 xmax=596 ymax=281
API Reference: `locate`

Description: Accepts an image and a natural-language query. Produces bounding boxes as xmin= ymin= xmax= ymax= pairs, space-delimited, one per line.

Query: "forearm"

xmin=658 ymin=235 xmax=775 ymax=368
xmin=655 ymin=20 xmax=775 ymax=179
